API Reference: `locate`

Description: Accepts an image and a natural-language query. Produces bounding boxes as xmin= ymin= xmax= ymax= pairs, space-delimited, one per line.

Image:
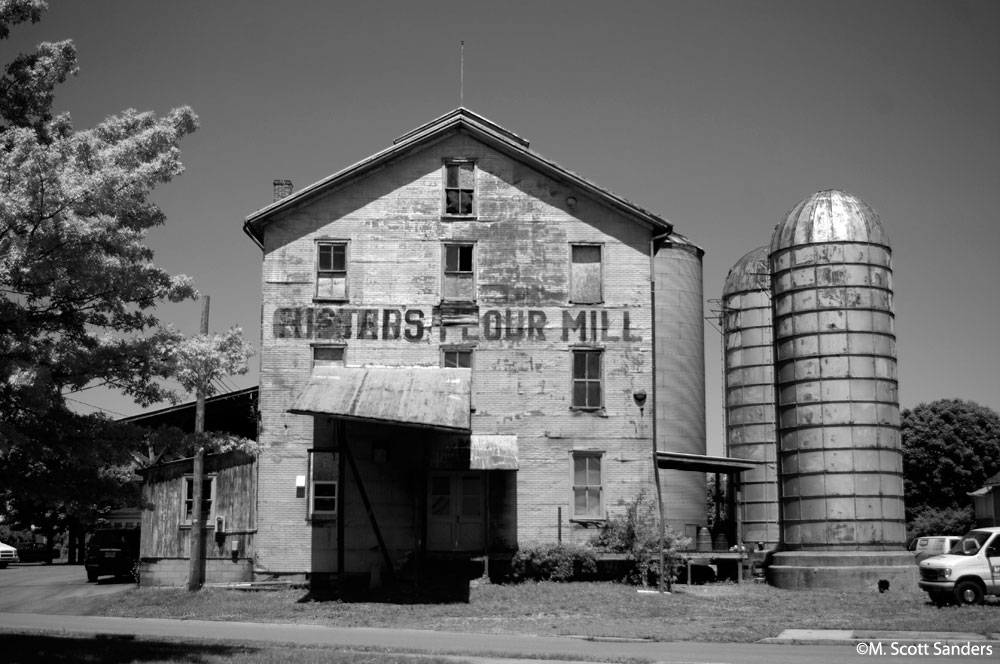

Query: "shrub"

xmin=510 ymin=543 xmax=598 ymax=582
xmin=906 ymin=506 xmax=976 ymax=540
xmin=591 ymin=489 xmax=690 ymax=585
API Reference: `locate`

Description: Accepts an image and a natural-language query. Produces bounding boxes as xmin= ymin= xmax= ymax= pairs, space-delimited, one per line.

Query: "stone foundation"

xmin=140 ymin=558 xmax=254 ymax=587
xmin=767 ymin=551 xmax=916 ymax=591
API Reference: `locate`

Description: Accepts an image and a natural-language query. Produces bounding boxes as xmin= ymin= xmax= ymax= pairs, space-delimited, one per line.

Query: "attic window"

xmin=444 ymin=161 xmax=476 ymax=217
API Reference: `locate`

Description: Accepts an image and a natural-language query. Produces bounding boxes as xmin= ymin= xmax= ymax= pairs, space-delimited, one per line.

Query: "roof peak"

xmin=392 ymin=107 xmax=529 ymax=148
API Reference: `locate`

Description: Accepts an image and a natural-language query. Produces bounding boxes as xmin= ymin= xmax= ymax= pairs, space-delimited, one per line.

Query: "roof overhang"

xmin=243 ymin=107 xmax=675 ymax=248
xmin=656 ymin=451 xmax=759 ymax=474
xmin=290 ymin=366 xmax=472 ymax=432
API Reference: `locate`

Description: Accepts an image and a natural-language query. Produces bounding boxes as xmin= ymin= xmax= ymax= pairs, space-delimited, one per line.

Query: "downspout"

xmin=650 ymin=231 xmax=671 ymax=593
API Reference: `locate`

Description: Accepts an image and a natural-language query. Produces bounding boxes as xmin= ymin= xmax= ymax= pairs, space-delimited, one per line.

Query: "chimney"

xmin=272 ymin=179 xmax=293 ymax=203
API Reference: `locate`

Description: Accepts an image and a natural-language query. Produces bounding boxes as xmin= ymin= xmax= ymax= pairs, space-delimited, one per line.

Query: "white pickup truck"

xmin=918 ymin=526 xmax=1000 ymax=606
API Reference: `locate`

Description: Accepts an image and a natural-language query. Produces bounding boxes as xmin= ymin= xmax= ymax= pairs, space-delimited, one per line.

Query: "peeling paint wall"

xmin=254 ymin=133 xmax=704 ymax=574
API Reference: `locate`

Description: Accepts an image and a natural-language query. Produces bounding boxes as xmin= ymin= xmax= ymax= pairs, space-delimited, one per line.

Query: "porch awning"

xmin=656 ymin=451 xmax=758 ymax=474
xmin=290 ymin=366 xmax=472 ymax=431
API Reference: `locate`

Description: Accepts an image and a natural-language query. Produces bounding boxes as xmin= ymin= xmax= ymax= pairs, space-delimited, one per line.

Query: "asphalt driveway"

xmin=0 ymin=563 xmax=134 ymax=614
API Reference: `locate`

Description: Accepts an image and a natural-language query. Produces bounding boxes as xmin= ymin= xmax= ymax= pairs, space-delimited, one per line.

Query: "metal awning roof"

xmin=290 ymin=366 xmax=472 ymax=431
xmin=656 ymin=451 xmax=759 ymax=474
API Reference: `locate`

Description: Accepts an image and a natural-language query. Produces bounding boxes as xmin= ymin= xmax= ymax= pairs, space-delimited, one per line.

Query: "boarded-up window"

xmin=310 ymin=450 xmax=338 ymax=518
xmin=183 ymin=476 xmax=215 ymax=525
xmin=572 ymin=452 xmax=603 ymax=519
xmin=572 ymin=349 xmax=602 ymax=409
xmin=313 ymin=345 xmax=345 ymax=369
xmin=443 ymin=244 xmax=475 ymax=300
xmin=317 ymin=242 xmax=348 ymax=299
xmin=444 ymin=162 xmax=475 ymax=216
xmin=570 ymin=245 xmax=602 ymax=303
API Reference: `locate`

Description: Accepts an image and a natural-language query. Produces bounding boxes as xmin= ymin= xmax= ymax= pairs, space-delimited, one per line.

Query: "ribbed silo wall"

xmin=770 ymin=226 xmax=905 ymax=550
xmin=654 ymin=240 xmax=707 ymax=532
xmin=722 ymin=247 xmax=780 ymax=547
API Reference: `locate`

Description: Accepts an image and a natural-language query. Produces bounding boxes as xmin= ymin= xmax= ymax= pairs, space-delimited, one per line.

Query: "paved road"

xmin=0 ymin=613 xmax=897 ymax=664
xmin=0 ymin=566 xmax=995 ymax=663
xmin=0 ymin=563 xmax=134 ymax=614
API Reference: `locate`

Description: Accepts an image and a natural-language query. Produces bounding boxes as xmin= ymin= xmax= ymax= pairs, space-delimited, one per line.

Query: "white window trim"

xmin=441 ymin=241 xmax=477 ymax=302
xmin=442 ymin=159 xmax=478 ymax=219
xmin=311 ymin=342 xmax=347 ymax=371
xmin=570 ymin=346 xmax=604 ymax=411
xmin=308 ymin=449 xmax=339 ymax=520
xmin=181 ymin=474 xmax=216 ymax=527
xmin=570 ymin=451 xmax=605 ymax=521
xmin=569 ymin=242 xmax=604 ymax=304
xmin=315 ymin=239 xmax=350 ymax=302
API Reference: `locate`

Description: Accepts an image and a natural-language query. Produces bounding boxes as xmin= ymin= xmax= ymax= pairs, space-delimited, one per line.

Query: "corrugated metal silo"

xmin=769 ymin=190 xmax=905 ymax=550
xmin=654 ymin=233 xmax=707 ymax=531
xmin=722 ymin=246 xmax=780 ymax=547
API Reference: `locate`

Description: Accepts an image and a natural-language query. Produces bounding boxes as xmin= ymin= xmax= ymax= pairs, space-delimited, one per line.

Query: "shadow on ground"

xmin=4 ymin=634 xmax=257 ymax=664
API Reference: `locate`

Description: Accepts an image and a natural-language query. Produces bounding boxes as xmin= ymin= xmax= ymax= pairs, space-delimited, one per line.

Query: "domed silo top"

xmin=769 ymin=190 xmax=890 ymax=253
xmin=723 ymin=246 xmax=770 ymax=296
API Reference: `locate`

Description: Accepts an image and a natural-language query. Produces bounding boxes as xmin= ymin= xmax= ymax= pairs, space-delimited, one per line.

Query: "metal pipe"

xmin=649 ymin=231 xmax=671 ymax=593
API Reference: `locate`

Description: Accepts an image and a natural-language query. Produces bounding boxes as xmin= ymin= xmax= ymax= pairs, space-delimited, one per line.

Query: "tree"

xmin=1 ymin=0 xmax=199 ymax=453
xmin=902 ymin=399 xmax=1000 ymax=533
xmin=0 ymin=1 xmax=199 ymax=550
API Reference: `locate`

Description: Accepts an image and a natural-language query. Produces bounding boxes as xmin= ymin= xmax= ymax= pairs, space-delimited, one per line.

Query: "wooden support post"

xmin=188 ymin=296 xmax=209 ymax=591
xmin=336 ymin=420 xmax=345 ymax=579
xmin=342 ymin=435 xmax=396 ymax=586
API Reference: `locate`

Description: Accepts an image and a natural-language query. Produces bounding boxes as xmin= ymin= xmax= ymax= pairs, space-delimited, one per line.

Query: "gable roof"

xmin=243 ymin=107 xmax=675 ymax=248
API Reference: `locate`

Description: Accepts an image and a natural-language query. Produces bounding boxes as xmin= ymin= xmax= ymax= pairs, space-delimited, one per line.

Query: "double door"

xmin=427 ymin=471 xmax=484 ymax=551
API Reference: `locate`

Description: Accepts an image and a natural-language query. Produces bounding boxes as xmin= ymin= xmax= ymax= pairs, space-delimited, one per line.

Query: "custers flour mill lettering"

xmin=272 ymin=306 xmax=643 ymax=343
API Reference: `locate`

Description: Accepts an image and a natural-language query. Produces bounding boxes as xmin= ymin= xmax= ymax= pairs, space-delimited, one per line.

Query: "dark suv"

xmin=85 ymin=528 xmax=139 ymax=582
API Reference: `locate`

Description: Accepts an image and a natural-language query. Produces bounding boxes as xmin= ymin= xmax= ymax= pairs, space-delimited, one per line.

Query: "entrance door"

xmin=427 ymin=471 xmax=485 ymax=551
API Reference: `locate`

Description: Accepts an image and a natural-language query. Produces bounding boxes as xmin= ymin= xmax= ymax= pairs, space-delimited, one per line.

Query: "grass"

xmin=94 ymin=580 xmax=1000 ymax=644
xmin=1 ymin=633 xmax=468 ymax=664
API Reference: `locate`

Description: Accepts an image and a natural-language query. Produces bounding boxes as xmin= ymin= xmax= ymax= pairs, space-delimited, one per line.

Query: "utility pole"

xmin=188 ymin=295 xmax=209 ymax=591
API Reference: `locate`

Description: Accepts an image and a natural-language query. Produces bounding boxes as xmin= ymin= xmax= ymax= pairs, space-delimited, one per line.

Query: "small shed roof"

xmin=656 ymin=451 xmax=759 ymax=474
xmin=290 ymin=366 xmax=472 ymax=432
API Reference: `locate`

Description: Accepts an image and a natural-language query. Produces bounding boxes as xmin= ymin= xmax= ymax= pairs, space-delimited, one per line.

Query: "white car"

xmin=0 ymin=541 xmax=19 ymax=568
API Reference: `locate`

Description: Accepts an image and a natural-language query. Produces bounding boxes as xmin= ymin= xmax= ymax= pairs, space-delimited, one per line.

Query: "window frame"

xmin=442 ymin=159 xmax=477 ymax=219
xmin=570 ymin=451 xmax=605 ymax=521
xmin=441 ymin=346 xmax=474 ymax=369
xmin=308 ymin=449 xmax=339 ymax=520
xmin=442 ymin=242 xmax=476 ymax=302
xmin=181 ymin=474 xmax=216 ymax=527
xmin=570 ymin=347 xmax=604 ymax=410
xmin=569 ymin=243 xmax=604 ymax=304
xmin=311 ymin=343 xmax=346 ymax=370
xmin=315 ymin=239 xmax=349 ymax=302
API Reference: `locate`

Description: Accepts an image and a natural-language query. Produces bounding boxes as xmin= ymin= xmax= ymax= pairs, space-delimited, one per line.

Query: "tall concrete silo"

xmin=766 ymin=189 xmax=912 ymax=589
xmin=722 ymin=246 xmax=780 ymax=547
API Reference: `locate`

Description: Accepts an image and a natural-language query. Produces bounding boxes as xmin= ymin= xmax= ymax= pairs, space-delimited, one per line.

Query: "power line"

xmin=64 ymin=395 xmax=128 ymax=418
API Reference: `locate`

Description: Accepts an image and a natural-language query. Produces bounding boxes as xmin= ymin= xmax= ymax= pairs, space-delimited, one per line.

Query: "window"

xmin=309 ymin=449 xmax=338 ymax=518
xmin=312 ymin=344 xmax=345 ymax=369
xmin=316 ymin=241 xmax=348 ymax=300
xmin=571 ymin=349 xmax=603 ymax=409
xmin=444 ymin=161 xmax=475 ymax=216
xmin=183 ymin=476 xmax=215 ymax=525
xmin=443 ymin=243 xmax=475 ymax=301
xmin=570 ymin=244 xmax=603 ymax=303
xmin=442 ymin=348 xmax=472 ymax=368
xmin=572 ymin=452 xmax=604 ymax=519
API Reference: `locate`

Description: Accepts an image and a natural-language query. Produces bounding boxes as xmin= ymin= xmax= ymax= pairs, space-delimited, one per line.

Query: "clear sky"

xmin=8 ymin=0 xmax=998 ymax=455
